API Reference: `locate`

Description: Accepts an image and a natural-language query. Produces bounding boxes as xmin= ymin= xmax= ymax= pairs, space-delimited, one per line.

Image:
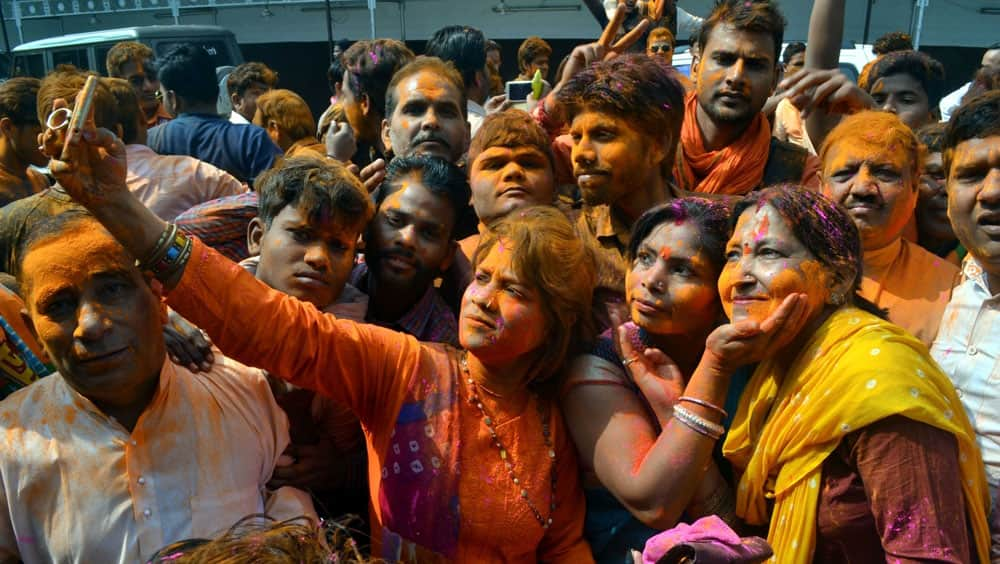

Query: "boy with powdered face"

xmin=461 ymin=109 xmax=558 ymax=258
xmin=240 ymin=156 xmax=374 ymax=514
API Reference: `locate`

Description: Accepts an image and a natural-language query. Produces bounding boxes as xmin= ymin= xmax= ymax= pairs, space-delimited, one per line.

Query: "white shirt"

xmin=931 ymin=257 xmax=1000 ymax=491
xmin=0 ymin=357 xmax=314 ymax=564
xmin=940 ymin=82 xmax=972 ymax=122
xmin=468 ymin=100 xmax=487 ymax=138
xmin=229 ymin=111 xmax=251 ymax=125
xmin=126 ymin=144 xmax=247 ymax=222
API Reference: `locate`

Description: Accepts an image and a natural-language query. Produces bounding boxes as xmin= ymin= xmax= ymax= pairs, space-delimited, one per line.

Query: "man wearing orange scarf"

xmin=674 ymin=0 xmax=820 ymax=195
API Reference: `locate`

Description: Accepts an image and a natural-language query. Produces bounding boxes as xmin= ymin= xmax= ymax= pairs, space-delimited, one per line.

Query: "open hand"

xmin=558 ymin=3 xmax=652 ymax=87
xmin=164 ymin=309 xmax=214 ymax=373
xmin=610 ymin=309 xmax=684 ymax=423
xmin=704 ymin=293 xmax=811 ymax=374
xmin=46 ymin=97 xmax=129 ymax=208
xmin=777 ymin=68 xmax=876 ymax=118
xmin=484 ymin=94 xmax=514 ymax=114
xmin=325 ymin=121 xmax=357 ymax=162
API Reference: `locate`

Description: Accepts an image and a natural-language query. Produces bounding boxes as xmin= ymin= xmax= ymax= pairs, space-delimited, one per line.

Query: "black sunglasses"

xmin=649 ymin=45 xmax=673 ymax=54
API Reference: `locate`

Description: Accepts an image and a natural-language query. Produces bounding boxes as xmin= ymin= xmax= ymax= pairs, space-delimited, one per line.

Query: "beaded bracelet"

xmin=136 ymin=224 xmax=192 ymax=281
xmin=678 ymin=396 xmax=728 ymax=419
xmin=137 ymin=223 xmax=178 ymax=270
xmin=673 ymin=404 xmax=725 ymax=440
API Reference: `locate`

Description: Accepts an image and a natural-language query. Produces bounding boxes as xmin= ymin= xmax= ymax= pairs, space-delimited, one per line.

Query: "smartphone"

xmin=60 ymin=74 xmax=99 ymax=160
xmin=505 ymin=80 xmax=534 ymax=103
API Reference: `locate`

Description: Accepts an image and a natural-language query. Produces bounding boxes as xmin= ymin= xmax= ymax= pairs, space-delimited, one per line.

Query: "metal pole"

xmin=325 ymin=0 xmax=333 ymax=66
xmin=170 ymin=0 xmax=180 ymax=24
xmin=367 ymin=0 xmax=375 ymax=38
xmin=862 ymin=0 xmax=874 ymax=44
xmin=0 ymin=1 xmax=13 ymax=59
xmin=913 ymin=0 xmax=928 ymax=50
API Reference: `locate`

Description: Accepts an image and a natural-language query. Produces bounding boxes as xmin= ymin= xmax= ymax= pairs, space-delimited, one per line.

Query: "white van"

xmin=10 ymin=25 xmax=243 ymax=78
xmin=671 ymin=41 xmax=876 ymax=82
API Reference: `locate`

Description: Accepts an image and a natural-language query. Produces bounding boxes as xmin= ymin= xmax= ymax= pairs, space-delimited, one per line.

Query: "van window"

xmin=95 ymin=44 xmax=117 ymax=75
xmin=52 ymin=48 xmax=89 ymax=70
xmin=154 ymin=40 xmax=237 ymax=68
xmin=13 ymin=54 xmax=46 ymax=77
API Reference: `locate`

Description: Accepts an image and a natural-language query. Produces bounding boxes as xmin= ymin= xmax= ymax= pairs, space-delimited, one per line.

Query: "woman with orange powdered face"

xmin=718 ymin=186 xmax=990 ymax=563
xmin=48 ymin=102 xmax=596 ymax=562
xmin=562 ymin=197 xmax=805 ymax=562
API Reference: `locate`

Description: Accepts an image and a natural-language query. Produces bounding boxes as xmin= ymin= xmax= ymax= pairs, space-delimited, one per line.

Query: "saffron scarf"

xmin=723 ymin=307 xmax=990 ymax=563
xmin=673 ymin=92 xmax=772 ymax=195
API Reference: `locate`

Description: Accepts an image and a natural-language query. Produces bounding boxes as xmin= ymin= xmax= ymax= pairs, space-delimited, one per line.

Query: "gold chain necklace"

xmin=460 ymin=352 xmax=558 ymax=529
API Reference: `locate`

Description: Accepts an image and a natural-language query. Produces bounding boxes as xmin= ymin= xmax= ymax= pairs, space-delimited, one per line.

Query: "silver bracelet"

xmin=673 ymin=404 xmax=725 ymax=440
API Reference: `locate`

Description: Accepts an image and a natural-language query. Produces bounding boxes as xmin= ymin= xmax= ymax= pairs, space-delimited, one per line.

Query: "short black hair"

xmin=698 ymin=0 xmax=786 ymax=62
xmin=860 ymin=50 xmax=947 ymax=108
xmin=157 ymin=44 xmax=219 ymax=105
xmin=425 ymin=25 xmax=487 ymax=93
xmin=327 ymin=57 xmax=344 ymax=94
xmin=342 ymin=39 xmax=415 ymax=121
xmin=256 ymin=156 xmax=374 ymax=233
xmin=943 ymin=90 xmax=1000 ymax=174
xmin=916 ymin=121 xmax=947 ymax=153
xmin=628 ymin=198 xmax=731 ymax=271
xmin=0 ymin=77 xmax=40 ymax=126
xmin=873 ymin=32 xmax=913 ymax=55
xmin=783 ymin=41 xmax=806 ymax=65
xmin=377 ymin=154 xmax=472 ymax=235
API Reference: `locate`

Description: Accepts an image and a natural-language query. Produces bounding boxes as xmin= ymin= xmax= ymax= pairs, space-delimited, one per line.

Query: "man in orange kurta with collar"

xmin=820 ymin=110 xmax=959 ymax=346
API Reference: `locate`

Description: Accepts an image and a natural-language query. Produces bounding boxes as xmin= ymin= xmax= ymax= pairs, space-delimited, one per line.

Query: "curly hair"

xmin=873 ymin=32 xmax=913 ymax=56
xmin=225 ymin=62 xmax=279 ymax=98
xmin=517 ymin=36 xmax=551 ymax=73
xmin=105 ymin=41 xmax=153 ymax=78
xmin=0 ymin=77 xmax=40 ymax=126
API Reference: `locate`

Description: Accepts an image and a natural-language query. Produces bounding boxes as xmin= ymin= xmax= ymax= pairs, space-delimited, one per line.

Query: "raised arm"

xmin=47 ymin=98 xmax=416 ymax=425
xmin=562 ymin=296 xmax=809 ymax=528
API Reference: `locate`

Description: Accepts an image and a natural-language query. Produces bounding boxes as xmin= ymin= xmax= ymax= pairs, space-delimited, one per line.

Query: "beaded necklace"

xmin=459 ymin=352 xmax=558 ymax=529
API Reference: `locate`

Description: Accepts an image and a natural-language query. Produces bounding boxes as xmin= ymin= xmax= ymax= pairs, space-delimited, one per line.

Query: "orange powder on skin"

xmin=719 ymin=259 xmax=830 ymax=324
xmin=21 ymin=222 xmax=168 ymax=338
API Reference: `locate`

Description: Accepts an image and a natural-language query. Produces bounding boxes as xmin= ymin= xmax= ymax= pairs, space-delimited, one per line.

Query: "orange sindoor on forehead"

xmin=20 ymin=221 xmax=135 ymax=302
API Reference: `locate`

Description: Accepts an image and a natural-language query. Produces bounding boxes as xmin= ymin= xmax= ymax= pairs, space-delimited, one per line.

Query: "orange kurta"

xmin=168 ymin=239 xmax=592 ymax=563
xmin=859 ymin=237 xmax=960 ymax=347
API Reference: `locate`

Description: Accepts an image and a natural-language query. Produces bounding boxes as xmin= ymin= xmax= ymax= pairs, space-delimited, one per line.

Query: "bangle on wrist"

xmin=678 ymin=396 xmax=728 ymax=419
xmin=672 ymin=404 xmax=724 ymax=440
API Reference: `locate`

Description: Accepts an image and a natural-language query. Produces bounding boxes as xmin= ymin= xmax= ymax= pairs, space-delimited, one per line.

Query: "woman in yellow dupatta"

xmin=718 ymin=186 xmax=990 ymax=563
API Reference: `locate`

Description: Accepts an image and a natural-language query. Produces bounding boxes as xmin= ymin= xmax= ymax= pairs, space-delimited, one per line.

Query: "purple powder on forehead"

xmin=369 ymin=50 xmax=379 ymax=64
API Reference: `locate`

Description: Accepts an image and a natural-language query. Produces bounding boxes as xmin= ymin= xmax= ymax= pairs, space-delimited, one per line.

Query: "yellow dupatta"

xmin=722 ymin=307 xmax=990 ymax=563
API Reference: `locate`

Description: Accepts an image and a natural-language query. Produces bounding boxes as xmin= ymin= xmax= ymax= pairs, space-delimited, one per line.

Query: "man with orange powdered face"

xmin=820 ymin=110 xmax=959 ymax=346
xmin=0 ymin=211 xmax=314 ymax=563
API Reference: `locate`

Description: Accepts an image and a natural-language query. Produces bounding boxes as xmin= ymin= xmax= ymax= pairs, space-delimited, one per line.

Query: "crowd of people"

xmin=0 ymin=0 xmax=998 ymax=562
